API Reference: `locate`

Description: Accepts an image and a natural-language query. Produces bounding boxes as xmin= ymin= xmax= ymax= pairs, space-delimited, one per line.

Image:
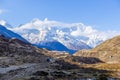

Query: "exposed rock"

xmin=50 ymin=71 xmax=68 ymax=78
xmin=33 ymin=71 xmax=49 ymax=76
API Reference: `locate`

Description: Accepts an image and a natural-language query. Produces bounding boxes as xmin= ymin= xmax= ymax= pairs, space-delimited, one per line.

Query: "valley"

xmin=0 ymin=31 xmax=119 ymax=80
xmin=0 ymin=22 xmax=120 ymax=80
xmin=1 ymin=0 xmax=120 ymax=80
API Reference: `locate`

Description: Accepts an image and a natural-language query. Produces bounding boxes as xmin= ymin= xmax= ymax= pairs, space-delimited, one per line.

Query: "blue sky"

xmin=0 ymin=0 xmax=120 ymax=31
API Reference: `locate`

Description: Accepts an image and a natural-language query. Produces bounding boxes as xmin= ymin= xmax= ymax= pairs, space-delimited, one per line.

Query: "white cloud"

xmin=0 ymin=9 xmax=6 ymax=15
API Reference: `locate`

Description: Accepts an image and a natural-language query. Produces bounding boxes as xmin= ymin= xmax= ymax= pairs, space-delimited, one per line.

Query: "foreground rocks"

xmin=0 ymin=35 xmax=120 ymax=80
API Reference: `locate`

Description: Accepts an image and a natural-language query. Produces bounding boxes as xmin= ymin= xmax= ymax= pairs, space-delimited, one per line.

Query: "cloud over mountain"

xmin=0 ymin=9 xmax=6 ymax=15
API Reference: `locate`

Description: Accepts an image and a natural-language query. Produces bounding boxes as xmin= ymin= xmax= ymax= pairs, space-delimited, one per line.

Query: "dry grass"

xmin=79 ymin=63 xmax=120 ymax=78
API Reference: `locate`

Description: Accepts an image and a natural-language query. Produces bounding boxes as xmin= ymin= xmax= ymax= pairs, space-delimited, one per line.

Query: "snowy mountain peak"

xmin=7 ymin=18 xmax=120 ymax=52
xmin=44 ymin=18 xmax=48 ymax=21
xmin=0 ymin=20 xmax=6 ymax=25
xmin=0 ymin=20 xmax=12 ymax=28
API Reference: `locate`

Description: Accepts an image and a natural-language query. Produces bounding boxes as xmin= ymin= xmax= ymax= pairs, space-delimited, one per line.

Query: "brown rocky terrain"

xmin=74 ymin=35 xmax=120 ymax=78
xmin=0 ymin=34 xmax=119 ymax=80
xmin=74 ymin=35 xmax=120 ymax=63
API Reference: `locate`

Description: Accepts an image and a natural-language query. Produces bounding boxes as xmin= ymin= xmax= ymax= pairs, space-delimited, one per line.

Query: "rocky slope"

xmin=0 ymin=35 xmax=69 ymax=80
xmin=74 ymin=35 xmax=120 ymax=63
xmin=0 ymin=34 xmax=117 ymax=80
xmin=73 ymin=35 xmax=120 ymax=78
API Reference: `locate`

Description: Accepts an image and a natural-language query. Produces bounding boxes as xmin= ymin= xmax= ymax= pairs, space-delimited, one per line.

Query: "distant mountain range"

xmin=0 ymin=19 xmax=120 ymax=54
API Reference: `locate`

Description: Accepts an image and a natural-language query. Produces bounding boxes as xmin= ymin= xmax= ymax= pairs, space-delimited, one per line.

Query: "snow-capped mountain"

xmin=9 ymin=18 xmax=120 ymax=49
xmin=0 ymin=24 xmax=28 ymax=43
xmin=9 ymin=18 xmax=92 ymax=50
xmin=2 ymin=18 xmax=120 ymax=53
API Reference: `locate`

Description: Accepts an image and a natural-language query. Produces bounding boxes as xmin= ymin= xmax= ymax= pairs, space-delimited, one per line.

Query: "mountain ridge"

xmin=1 ymin=19 xmax=120 ymax=54
xmin=9 ymin=18 xmax=120 ymax=47
xmin=0 ymin=20 xmax=90 ymax=54
xmin=0 ymin=24 xmax=28 ymax=43
xmin=38 ymin=40 xmax=76 ymax=54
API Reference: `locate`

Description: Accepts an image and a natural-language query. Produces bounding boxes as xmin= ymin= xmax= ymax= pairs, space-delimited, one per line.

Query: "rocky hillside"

xmin=73 ymin=35 xmax=120 ymax=78
xmin=0 ymin=35 xmax=75 ymax=80
xmin=0 ymin=35 xmax=49 ymax=64
xmin=93 ymin=35 xmax=120 ymax=51
xmin=1 ymin=33 xmax=120 ymax=80
xmin=74 ymin=35 xmax=120 ymax=63
xmin=0 ymin=34 xmax=118 ymax=80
